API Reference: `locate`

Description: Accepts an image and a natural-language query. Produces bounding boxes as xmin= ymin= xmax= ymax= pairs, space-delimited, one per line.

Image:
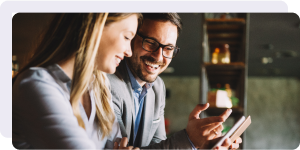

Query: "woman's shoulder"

xmin=14 ymin=66 xmax=56 ymax=87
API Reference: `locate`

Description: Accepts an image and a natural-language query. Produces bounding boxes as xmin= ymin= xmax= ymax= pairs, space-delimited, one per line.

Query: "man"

xmin=107 ymin=13 xmax=241 ymax=149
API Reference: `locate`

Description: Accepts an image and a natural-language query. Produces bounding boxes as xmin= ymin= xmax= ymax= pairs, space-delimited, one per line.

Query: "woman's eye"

xmin=125 ymin=36 xmax=130 ymax=40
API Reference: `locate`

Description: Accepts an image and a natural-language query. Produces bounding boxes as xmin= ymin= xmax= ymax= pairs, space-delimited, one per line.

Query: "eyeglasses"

xmin=137 ymin=33 xmax=180 ymax=59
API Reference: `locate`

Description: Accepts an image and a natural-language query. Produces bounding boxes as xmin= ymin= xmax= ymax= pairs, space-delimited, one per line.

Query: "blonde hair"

xmin=14 ymin=13 xmax=141 ymax=139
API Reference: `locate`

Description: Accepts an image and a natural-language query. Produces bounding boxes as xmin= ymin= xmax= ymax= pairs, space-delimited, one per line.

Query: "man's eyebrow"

xmin=144 ymin=35 xmax=175 ymax=46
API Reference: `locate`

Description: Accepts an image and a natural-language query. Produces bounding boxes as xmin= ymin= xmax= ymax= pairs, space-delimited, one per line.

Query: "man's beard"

xmin=127 ymin=55 xmax=165 ymax=83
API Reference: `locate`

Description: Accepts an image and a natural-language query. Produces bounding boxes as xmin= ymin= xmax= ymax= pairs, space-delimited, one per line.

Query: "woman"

xmin=12 ymin=13 xmax=141 ymax=149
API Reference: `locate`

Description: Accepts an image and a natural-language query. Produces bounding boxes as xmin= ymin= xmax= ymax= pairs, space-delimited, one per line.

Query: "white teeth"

xmin=145 ymin=61 xmax=159 ymax=69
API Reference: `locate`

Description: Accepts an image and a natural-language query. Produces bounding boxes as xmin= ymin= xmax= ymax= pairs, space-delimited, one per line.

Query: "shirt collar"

xmin=47 ymin=64 xmax=71 ymax=83
xmin=125 ymin=60 xmax=153 ymax=92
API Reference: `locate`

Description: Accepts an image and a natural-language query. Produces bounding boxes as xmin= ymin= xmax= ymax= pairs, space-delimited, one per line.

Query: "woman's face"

xmin=96 ymin=14 xmax=138 ymax=74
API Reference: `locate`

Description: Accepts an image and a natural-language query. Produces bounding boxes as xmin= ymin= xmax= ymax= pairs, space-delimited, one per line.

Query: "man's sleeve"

xmin=141 ymin=79 xmax=194 ymax=149
xmin=142 ymin=130 xmax=194 ymax=149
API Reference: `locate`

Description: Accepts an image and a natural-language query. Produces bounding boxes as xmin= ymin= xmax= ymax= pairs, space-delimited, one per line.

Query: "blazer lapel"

xmin=125 ymin=79 xmax=136 ymax=138
xmin=141 ymin=88 xmax=155 ymax=146
xmin=117 ymin=60 xmax=136 ymax=138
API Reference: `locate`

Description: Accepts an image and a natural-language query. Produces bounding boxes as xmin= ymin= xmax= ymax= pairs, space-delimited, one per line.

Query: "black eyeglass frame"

xmin=137 ymin=33 xmax=180 ymax=59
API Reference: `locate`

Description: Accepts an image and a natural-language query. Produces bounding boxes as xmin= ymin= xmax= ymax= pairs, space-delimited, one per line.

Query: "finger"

xmin=208 ymin=136 xmax=223 ymax=148
xmin=127 ymin=146 xmax=134 ymax=150
xmin=230 ymin=143 xmax=240 ymax=149
xmin=215 ymin=124 xmax=223 ymax=133
xmin=214 ymin=146 xmax=229 ymax=150
xmin=205 ymin=122 xmax=223 ymax=133
xmin=114 ymin=142 xmax=118 ymax=149
xmin=119 ymin=137 xmax=128 ymax=148
xmin=207 ymin=131 xmax=218 ymax=140
xmin=189 ymin=103 xmax=209 ymax=120
xmin=208 ymin=124 xmax=223 ymax=139
xmin=219 ymin=109 xmax=232 ymax=121
xmin=215 ymin=146 xmax=231 ymax=150
xmin=235 ymin=137 xmax=242 ymax=144
xmin=133 ymin=147 xmax=140 ymax=150
xmin=199 ymin=116 xmax=224 ymax=125
xmin=200 ymin=122 xmax=222 ymax=136
xmin=210 ymin=137 xmax=229 ymax=150
xmin=221 ymin=138 xmax=232 ymax=147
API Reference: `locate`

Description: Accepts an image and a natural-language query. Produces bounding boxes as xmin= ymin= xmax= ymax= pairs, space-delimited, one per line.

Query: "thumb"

xmin=119 ymin=137 xmax=128 ymax=148
xmin=189 ymin=103 xmax=209 ymax=120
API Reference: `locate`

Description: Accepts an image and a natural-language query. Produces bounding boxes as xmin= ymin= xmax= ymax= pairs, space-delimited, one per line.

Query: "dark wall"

xmin=12 ymin=13 xmax=55 ymax=69
xmin=161 ymin=13 xmax=203 ymax=77
xmin=12 ymin=13 xmax=300 ymax=77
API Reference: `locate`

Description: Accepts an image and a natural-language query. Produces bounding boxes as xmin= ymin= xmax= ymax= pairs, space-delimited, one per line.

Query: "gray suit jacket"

xmin=107 ymin=60 xmax=193 ymax=149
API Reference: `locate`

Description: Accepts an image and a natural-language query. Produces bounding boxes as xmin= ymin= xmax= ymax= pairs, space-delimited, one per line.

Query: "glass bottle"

xmin=211 ymin=44 xmax=231 ymax=64
xmin=211 ymin=47 xmax=220 ymax=64
xmin=219 ymin=44 xmax=230 ymax=64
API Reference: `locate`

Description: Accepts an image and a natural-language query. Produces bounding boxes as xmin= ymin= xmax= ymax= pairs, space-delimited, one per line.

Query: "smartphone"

xmin=211 ymin=116 xmax=246 ymax=149
xmin=230 ymin=116 xmax=251 ymax=142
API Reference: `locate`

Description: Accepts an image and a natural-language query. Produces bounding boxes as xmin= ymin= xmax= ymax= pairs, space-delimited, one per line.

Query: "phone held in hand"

xmin=211 ymin=115 xmax=251 ymax=149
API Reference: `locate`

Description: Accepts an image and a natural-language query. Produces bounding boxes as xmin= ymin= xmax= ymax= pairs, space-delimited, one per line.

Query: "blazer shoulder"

xmin=107 ymin=73 xmax=128 ymax=98
xmin=153 ymin=76 xmax=165 ymax=90
xmin=107 ymin=73 xmax=125 ymax=89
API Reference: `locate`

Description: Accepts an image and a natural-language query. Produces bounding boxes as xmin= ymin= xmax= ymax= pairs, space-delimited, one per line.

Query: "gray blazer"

xmin=12 ymin=64 xmax=121 ymax=149
xmin=107 ymin=60 xmax=193 ymax=149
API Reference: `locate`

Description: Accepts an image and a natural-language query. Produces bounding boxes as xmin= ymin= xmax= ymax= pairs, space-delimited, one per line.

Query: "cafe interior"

xmin=12 ymin=13 xmax=300 ymax=149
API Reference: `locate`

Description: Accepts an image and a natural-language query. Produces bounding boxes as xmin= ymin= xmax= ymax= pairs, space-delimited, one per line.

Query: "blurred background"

xmin=12 ymin=13 xmax=300 ymax=149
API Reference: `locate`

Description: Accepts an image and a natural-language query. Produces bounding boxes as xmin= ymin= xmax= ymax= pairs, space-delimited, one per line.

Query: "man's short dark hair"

xmin=141 ymin=13 xmax=183 ymax=36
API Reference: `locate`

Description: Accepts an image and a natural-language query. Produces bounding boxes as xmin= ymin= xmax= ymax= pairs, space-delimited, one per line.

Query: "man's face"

xmin=127 ymin=19 xmax=178 ymax=83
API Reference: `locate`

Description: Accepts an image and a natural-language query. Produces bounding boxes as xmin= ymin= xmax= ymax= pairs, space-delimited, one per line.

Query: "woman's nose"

xmin=124 ymin=47 xmax=132 ymax=57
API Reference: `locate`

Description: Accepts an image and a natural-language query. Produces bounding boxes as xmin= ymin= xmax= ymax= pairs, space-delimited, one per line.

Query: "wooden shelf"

xmin=204 ymin=63 xmax=245 ymax=89
xmin=205 ymin=107 xmax=244 ymax=117
xmin=204 ymin=62 xmax=245 ymax=70
xmin=206 ymin=19 xmax=245 ymax=64
xmin=206 ymin=18 xmax=246 ymax=24
xmin=208 ymin=33 xmax=242 ymax=39
xmin=201 ymin=14 xmax=248 ymax=149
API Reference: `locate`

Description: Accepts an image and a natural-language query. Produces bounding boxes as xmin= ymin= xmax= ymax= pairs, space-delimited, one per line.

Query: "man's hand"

xmin=210 ymin=137 xmax=242 ymax=150
xmin=185 ymin=103 xmax=232 ymax=149
xmin=211 ymin=137 xmax=231 ymax=150
xmin=113 ymin=137 xmax=139 ymax=150
xmin=229 ymin=137 xmax=242 ymax=150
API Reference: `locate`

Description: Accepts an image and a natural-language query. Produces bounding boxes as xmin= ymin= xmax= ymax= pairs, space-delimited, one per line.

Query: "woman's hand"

xmin=113 ymin=137 xmax=139 ymax=150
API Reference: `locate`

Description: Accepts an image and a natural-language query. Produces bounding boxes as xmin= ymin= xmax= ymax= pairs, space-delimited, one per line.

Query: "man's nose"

xmin=151 ymin=47 xmax=164 ymax=61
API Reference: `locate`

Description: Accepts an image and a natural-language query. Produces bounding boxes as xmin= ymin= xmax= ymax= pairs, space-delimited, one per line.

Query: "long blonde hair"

xmin=14 ymin=13 xmax=142 ymax=139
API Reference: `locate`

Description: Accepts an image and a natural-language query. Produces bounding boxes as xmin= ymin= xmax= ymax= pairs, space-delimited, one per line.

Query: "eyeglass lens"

xmin=143 ymin=38 xmax=176 ymax=58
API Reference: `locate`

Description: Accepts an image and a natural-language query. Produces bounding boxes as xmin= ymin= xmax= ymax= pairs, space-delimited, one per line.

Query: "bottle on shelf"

xmin=207 ymin=83 xmax=233 ymax=108
xmin=211 ymin=47 xmax=220 ymax=64
xmin=225 ymin=83 xmax=239 ymax=107
xmin=211 ymin=44 xmax=231 ymax=64
xmin=225 ymin=84 xmax=232 ymax=98
xmin=12 ymin=55 xmax=19 ymax=77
